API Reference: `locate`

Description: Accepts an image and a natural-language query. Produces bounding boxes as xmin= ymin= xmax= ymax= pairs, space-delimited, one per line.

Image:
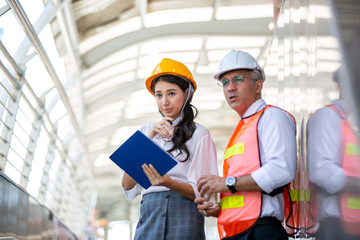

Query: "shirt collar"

xmin=241 ymin=99 xmax=267 ymax=119
xmin=332 ymin=99 xmax=348 ymax=116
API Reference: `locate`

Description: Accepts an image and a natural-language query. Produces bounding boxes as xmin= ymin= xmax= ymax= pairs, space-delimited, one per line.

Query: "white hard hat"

xmin=214 ymin=50 xmax=266 ymax=81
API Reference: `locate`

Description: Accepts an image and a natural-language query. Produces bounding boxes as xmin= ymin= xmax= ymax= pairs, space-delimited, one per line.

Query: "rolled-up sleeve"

xmin=251 ymin=107 xmax=297 ymax=194
xmin=123 ymin=183 xmax=143 ymax=200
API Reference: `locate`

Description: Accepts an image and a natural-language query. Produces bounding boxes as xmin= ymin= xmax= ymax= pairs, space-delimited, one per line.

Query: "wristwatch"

xmin=226 ymin=176 xmax=237 ymax=194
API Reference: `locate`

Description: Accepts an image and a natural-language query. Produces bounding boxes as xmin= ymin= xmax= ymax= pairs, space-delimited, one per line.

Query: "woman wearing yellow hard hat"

xmin=122 ymin=58 xmax=218 ymax=239
xmin=145 ymin=58 xmax=197 ymax=94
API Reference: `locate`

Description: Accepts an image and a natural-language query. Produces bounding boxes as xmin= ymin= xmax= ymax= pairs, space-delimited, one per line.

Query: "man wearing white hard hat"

xmin=195 ymin=50 xmax=297 ymax=240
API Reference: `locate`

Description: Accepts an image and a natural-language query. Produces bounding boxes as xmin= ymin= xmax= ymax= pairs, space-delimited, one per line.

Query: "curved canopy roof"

xmin=64 ymin=0 xmax=276 ymax=220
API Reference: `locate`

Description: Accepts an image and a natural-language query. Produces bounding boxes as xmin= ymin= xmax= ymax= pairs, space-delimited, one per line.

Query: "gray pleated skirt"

xmin=134 ymin=190 xmax=205 ymax=240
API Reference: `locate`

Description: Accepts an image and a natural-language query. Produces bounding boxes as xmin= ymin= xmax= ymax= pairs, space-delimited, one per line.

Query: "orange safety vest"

xmin=328 ymin=105 xmax=360 ymax=236
xmin=218 ymin=105 xmax=293 ymax=239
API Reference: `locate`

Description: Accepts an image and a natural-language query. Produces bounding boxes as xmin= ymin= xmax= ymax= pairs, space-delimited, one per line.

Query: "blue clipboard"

xmin=109 ymin=130 xmax=178 ymax=189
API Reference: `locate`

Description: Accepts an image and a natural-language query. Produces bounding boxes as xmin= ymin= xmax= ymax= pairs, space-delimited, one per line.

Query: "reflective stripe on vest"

xmin=289 ymin=189 xmax=312 ymax=202
xmin=220 ymin=195 xmax=245 ymax=209
xmin=346 ymin=143 xmax=360 ymax=156
xmin=347 ymin=197 xmax=360 ymax=210
xmin=224 ymin=142 xmax=244 ymax=159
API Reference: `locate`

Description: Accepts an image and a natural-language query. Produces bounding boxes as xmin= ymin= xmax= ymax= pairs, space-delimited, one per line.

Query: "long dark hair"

xmin=152 ymin=75 xmax=198 ymax=162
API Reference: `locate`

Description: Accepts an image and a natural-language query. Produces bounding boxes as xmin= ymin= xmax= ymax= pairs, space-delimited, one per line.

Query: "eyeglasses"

xmin=217 ymin=75 xmax=251 ymax=87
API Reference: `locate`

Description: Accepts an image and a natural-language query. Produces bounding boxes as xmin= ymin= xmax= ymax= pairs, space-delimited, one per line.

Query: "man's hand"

xmin=197 ymin=175 xmax=228 ymax=201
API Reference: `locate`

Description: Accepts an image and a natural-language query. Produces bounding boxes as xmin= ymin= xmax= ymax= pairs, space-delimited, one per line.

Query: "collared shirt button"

xmin=161 ymin=212 xmax=166 ymax=217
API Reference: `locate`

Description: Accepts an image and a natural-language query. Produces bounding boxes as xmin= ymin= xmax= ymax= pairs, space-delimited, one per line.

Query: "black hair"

xmin=152 ymin=75 xmax=198 ymax=162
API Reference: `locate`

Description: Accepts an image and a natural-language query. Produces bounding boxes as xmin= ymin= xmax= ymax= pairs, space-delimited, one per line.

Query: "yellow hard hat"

xmin=145 ymin=58 xmax=197 ymax=95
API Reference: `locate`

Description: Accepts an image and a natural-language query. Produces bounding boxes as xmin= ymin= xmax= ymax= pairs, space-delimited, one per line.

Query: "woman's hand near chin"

xmin=147 ymin=117 xmax=174 ymax=140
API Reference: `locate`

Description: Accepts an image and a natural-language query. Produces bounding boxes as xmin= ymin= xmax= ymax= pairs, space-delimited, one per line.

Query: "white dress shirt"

xmin=244 ymin=99 xmax=297 ymax=220
xmin=123 ymin=123 xmax=219 ymax=200
xmin=307 ymin=99 xmax=348 ymax=219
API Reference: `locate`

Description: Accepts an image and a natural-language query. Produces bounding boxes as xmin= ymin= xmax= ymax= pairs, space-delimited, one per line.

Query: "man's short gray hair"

xmin=249 ymin=70 xmax=262 ymax=82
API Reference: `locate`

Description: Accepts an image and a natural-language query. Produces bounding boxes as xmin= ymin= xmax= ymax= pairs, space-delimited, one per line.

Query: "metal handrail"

xmin=5 ymin=0 xmax=93 ymax=175
xmin=0 ymin=60 xmax=19 ymax=92
xmin=0 ymin=40 xmax=23 ymax=76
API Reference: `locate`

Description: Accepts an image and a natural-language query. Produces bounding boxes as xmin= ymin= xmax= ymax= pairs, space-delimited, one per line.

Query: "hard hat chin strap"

xmin=174 ymin=82 xmax=193 ymax=126
xmin=158 ymin=82 xmax=193 ymax=127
